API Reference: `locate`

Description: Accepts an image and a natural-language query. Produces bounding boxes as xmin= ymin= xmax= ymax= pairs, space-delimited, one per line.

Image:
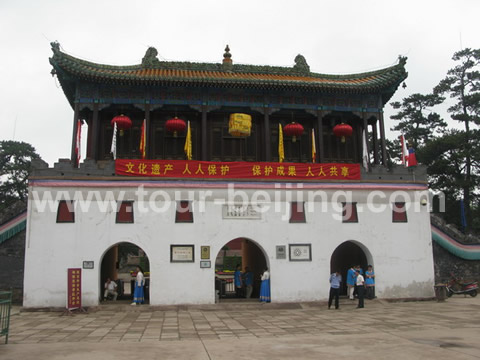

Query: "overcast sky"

xmin=1 ymin=0 xmax=479 ymax=166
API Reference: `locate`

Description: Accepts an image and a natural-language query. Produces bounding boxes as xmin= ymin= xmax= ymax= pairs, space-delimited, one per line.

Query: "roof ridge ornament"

xmin=142 ymin=47 xmax=161 ymax=68
xmin=51 ymin=41 xmax=61 ymax=55
xmin=222 ymin=45 xmax=233 ymax=71
xmin=293 ymin=54 xmax=310 ymax=74
xmin=398 ymin=55 xmax=407 ymax=66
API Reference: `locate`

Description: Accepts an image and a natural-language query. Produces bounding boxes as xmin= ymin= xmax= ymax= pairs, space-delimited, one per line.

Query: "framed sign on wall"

xmin=289 ymin=244 xmax=312 ymax=261
xmin=170 ymin=245 xmax=195 ymax=263
xmin=276 ymin=245 xmax=286 ymax=259
xmin=201 ymin=246 xmax=210 ymax=260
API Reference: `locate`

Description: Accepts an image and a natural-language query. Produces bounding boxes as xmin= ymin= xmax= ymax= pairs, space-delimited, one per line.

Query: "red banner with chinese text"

xmin=115 ymin=160 xmax=361 ymax=181
xmin=67 ymin=268 xmax=82 ymax=310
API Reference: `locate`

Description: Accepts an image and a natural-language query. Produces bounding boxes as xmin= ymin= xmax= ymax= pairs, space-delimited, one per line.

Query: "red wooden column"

xmin=70 ymin=102 xmax=79 ymax=166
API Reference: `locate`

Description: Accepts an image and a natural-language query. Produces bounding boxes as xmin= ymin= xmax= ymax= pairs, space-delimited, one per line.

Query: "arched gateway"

xmin=330 ymin=241 xmax=373 ymax=295
xmin=214 ymin=238 xmax=269 ymax=301
xmin=100 ymin=242 xmax=150 ymax=304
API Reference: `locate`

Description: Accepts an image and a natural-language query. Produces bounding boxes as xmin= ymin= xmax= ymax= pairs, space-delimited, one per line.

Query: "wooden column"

xmin=91 ymin=102 xmax=99 ymax=161
xmin=70 ymin=102 xmax=80 ymax=166
xmin=263 ymin=107 xmax=271 ymax=161
xmin=201 ymin=105 xmax=207 ymax=160
xmin=362 ymin=111 xmax=369 ymax=166
xmin=86 ymin=114 xmax=93 ymax=159
xmin=145 ymin=103 xmax=151 ymax=159
xmin=372 ymin=119 xmax=379 ymax=164
xmin=317 ymin=110 xmax=324 ymax=163
xmin=378 ymin=111 xmax=387 ymax=165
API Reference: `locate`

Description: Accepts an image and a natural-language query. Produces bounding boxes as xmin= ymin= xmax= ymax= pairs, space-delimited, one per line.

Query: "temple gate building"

xmin=23 ymin=43 xmax=435 ymax=307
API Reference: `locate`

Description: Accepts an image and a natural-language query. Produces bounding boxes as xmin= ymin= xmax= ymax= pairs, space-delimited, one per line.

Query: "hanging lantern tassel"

xmin=283 ymin=122 xmax=304 ymax=143
xmin=111 ymin=114 xmax=133 ymax=137
xmin=333 ymin=123 xmax=353 ymax=143
xmin=166 ymin=117 xmax=187 ymax=137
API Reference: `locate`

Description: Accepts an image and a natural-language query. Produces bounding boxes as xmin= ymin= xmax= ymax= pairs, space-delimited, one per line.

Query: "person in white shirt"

xmin=131 ymin=266 xmax=145 ymax=305
xmin=259 ymin=267 xmax=271 ymax=303
xmin=355 ymin=270 xmax=365 ymax=308
xmin=104 ymin=278 xmax=118 ymax=301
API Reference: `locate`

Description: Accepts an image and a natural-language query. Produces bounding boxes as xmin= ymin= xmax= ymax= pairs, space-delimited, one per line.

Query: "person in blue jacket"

xmin=365 ymin=265 xmax=375 ymax=299
xmin=346 ymin=266 xmax=356 ymax=300
xmin=234 ymin=265 xmax=243 ymax=297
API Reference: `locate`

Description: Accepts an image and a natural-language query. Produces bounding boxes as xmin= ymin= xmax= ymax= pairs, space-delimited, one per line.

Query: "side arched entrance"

xmin=100 ymin=242 xmax=150 ymax=304
xmin=330 ymin=241 xmax=373 ymax=295
xmin=214 ymin=238 xmax=269 ymax=301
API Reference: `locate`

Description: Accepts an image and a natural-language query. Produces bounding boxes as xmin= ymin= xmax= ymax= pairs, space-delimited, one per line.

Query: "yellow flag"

xmin=184 ymin=121 xmax=192 ymax=160
xmin=278 ymin=124 xmax=285 ymax=163
xmin=139 ymin=119 xmax=146 ymax=159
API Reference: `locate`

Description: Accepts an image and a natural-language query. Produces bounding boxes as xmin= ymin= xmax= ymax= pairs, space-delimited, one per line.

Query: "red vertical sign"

xmin=67 ymin=268 xmax=82 ymax=310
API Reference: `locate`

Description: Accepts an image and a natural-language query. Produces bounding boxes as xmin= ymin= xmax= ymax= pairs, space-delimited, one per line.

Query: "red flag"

xmin=139 ymin=119 xmax=146 ymax=159
xmin=407 ymin=146 xmax=418 ymax=167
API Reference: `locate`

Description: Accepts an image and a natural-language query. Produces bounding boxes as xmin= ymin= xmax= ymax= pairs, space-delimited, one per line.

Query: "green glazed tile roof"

xmin=50 ymin=42 xmax=407 ymax=95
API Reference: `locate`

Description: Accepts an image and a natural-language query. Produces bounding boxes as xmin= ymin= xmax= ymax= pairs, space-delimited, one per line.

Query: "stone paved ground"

xmin=1 ymin=297 xmax=480 ymax=359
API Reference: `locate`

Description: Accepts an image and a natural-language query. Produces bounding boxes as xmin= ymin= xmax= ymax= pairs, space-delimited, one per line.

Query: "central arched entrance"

xmin=214 ymin=238 xmax=268 ymax=301
xmin=100 ymin=242 xmax=150 ymax=304
xmin=330 ymin=241 xmax=372 ymax=295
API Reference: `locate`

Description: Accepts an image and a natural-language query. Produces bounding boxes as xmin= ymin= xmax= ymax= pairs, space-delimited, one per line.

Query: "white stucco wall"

xmin=23 ymin=183 xmax=435 ymax=307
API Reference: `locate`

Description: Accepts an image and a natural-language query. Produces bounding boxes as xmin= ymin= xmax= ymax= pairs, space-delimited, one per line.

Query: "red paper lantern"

xmin=283 ymin=122 xmax=304 ymax=142
xmin=165 ymin=117 xmax=187 ymax=137
xmin=111 ymin=114 xmax=132 ymax=136
xmin=333 ymin=123 xmax=353 ymax=143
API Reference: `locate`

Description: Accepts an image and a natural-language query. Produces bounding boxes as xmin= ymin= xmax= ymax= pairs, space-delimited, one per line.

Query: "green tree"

xmin=0 ymin=140 xmax=40 ymax=211
xmin=417 ymin=129 xmax=480 ymax=231
xmin=390 ymin=93 xmax=446 ymax=148
xmin=433 ymin=48 xmax=480 ymax=229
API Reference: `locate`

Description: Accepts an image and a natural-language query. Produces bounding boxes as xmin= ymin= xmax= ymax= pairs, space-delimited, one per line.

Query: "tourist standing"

xmin=356 ymin=270 xmax=365 ymax=308
xmin=346 ymin=266 xmax=356 ymax=300
xmin=131 ymin=266 xmax=145 ymax=305
xmin=259 ymin=267 xmax=271 ymax=303
xmin=244 ymin=267 xmax=253 ymax=299
xmin=234 ymin=265 xmax=243 ymax=297
xmin=365 ymin=265 xmax=375 ymax=299
xmin=328 ymin=271 xmax=342 ymax=309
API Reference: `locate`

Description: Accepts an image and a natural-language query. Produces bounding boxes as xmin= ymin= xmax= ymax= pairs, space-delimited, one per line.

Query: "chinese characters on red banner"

xmin=67 ymin=268 xmax=82 ymax=310
xmin=115 ymin=160 xmax=361 ymax=180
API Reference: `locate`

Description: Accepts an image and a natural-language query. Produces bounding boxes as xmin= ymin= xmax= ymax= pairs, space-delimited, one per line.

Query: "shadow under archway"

xmin=100 ymin=242 xmax=150 ymax=304
xmin=214 ymin=238 xmax=268 ymax=301
xmin=330 ymin=241 xmax=371 ymax=296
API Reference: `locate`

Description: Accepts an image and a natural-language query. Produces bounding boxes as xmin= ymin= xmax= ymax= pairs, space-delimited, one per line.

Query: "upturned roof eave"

xmin=49 ymin=44 xmax=408 ymax=105
xmin=50 ymin=46 xmax=407 ymax=90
